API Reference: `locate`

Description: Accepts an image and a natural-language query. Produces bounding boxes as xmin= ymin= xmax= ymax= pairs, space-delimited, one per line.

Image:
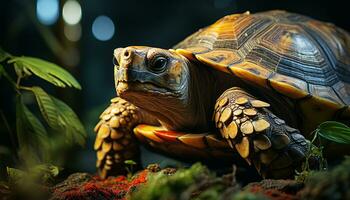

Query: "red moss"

xmin=51 ymin=171 xmax=149 ymax=200
xmin=248 ymin=185 xmax=299 ymax=200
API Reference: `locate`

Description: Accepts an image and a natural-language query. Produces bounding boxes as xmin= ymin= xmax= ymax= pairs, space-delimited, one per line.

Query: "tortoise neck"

xmin=159 ymin=62 xmax=245 ymax=131
xmin=155 ymin=61 xmax=216 ymax=131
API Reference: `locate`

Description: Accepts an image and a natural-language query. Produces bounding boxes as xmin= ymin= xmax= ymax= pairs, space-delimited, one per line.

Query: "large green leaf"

xmin=16 ymin=96 xmax=50 ymax=163
xmin=29 ymin=87 xmax=86 ymax=146
xmin=317 ymin=121 xmax=350 ymax=144
xmin=9 ymin=56 xmax=81 ymax=89
xmin=30 ymin=87 xmax=59 ymax=130
xmin=51 ymin=96 xmax=86 ymax=146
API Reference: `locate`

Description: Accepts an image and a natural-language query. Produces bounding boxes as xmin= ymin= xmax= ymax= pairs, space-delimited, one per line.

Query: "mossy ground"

xmin=1 ymin=157 xmax=349 ymax=200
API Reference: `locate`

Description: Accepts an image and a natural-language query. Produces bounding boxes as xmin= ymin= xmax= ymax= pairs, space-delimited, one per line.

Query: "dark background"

xmin=0 ymin=0 xmax=349 ymax=174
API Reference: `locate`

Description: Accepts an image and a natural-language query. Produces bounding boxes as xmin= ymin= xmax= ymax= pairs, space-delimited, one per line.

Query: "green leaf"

xmin=7 ymin=167 xmax=26 ymax=184
xmin=14 ymin=62 xmax=32 ymax=78
xmin=16 ymin=95 xmax=50 ymax=163
xmin=9 ymin=56 xmax=81 ymax=89
xmin=31 ymin=164 xmax=60 ymax=177
xmin=7 ymin=164 xmax=60 ymax=185
xmin=0 ymin=48 xmax=11 ymax=62
xmin=30 ymin=87 xmax=59 ymax=130
xmin=29 ymin=164 xmax=60 ymax=183
xmin=50 ymin=96 xmax=86 ymax=146
xmin=317 ymin=121 xmax=350 ymax=144
xmin=29 ymin=87 xmax=86 ymax=147
xmin=124 ymin=160 xmax=137 ymax=165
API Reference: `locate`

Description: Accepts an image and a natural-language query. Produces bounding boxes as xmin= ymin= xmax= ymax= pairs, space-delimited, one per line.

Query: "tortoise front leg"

xmin=94 ymin=97 xmax=158 ymax=178
xmin=214 ymin=87 xmax=309 ymax=178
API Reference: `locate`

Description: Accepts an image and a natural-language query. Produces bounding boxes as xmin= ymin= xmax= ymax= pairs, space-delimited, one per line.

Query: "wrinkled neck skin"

xmin=178 ymin=62 xmax=239 ymax=132
xmin=120 ymin=60 xmax=236 ymax=132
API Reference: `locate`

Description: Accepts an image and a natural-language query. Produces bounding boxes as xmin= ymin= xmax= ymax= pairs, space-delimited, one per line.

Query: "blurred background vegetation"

xmin=0 ymin=0 xmax=349 ymax=178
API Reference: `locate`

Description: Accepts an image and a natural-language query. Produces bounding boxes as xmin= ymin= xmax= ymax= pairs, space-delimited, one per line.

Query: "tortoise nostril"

xmin=113 ymin=56 xmax=119 ymax=66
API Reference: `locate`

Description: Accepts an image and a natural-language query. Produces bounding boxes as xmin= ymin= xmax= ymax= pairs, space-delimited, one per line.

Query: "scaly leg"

xmin=94 ymin=97 xmax=158 ymax=178
xmin=214 ymin=87 xmax=309 ymax=178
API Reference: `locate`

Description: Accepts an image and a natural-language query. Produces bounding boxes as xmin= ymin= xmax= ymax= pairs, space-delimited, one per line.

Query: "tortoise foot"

xmin=94 ymin=97 xmax=141 ymax=178
xmin=214 ymin=87 xmax=310 ymax=179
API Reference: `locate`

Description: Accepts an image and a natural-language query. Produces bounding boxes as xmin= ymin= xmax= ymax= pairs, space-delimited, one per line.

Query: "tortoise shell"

xmin=174 ymin=10 xmax=350 ymax=133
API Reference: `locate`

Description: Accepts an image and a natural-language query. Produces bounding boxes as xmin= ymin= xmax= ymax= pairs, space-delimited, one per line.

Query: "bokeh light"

xmin=62 ymin=0 xmax=82 ymax=25
xmin=36 ymin=0 xmax=59 ymax=25
xmin=64 ymin=24 xmax=82 ymax=42
xmin=92 ymin=15 xmax=115 ymax=41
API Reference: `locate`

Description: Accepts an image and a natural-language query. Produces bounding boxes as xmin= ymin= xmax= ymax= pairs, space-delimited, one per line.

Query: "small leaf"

xmin=124 ymin=160 xmax=137 ymax=165
xmin=8 ymin=56 xmax=81 ymax=89
xmin=7 ymin=167 xmax=26 ymax=184
xmin=29 ymin=164 xmax=60 ymax=183
xmin=31 ymin=164 xmax=60 ymax=177
xmin=317 ymin=121 xmax=350 ymax=144
xmin=16 ymin=95 xmax=50 ymax=163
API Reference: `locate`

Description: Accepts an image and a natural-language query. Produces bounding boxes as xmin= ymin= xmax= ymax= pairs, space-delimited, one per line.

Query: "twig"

xmin=0 ymin=110 xmax=17 ymax=157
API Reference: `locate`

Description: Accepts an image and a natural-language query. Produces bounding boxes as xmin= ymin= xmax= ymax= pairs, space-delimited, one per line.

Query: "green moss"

xmin=130 ymin=163 xmax=211 ymax=200
xmin=230 ymin=192 xmax=269 ymax=200
xmin=300 ymin=156 xmax=350 ymax=200
xmin=129 ymin=163 xmax=268 ymax=200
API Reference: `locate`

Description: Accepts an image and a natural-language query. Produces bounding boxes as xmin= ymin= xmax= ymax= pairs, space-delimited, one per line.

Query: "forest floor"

xmin=49 ymin=157 xmax=350 ymax=200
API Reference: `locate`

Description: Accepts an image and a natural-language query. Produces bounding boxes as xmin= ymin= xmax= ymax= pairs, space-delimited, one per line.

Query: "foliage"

xmin=317 ymin=121 xmax=350 ymax=144
xmin=124 ymin=160 xmax=137 ymax=179
xmin=8 ymin=56 xmax=81 ymax=89
xmin=299 ymin=156 xmax=350 ymax=200
xmin=0 ymin=164 xmax=60 ymax=200
xmin=295 ymin=121 xmax=350 ymax=182
xmin=0 ymin=47 xmax=86 ymax=172
xmin=7 ymin=164 xmax=60 ymax=185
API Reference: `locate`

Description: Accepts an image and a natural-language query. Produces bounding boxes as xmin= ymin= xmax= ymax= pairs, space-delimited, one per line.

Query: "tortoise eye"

xmin=149 ymin=56 xmax=168 ymax=73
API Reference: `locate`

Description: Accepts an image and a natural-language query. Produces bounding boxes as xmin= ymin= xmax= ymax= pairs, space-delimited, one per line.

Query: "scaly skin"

xmin=214 ymin=87 xmax=309 ymax=178
xmin=94 ymin=97 xmax=158 ymax=178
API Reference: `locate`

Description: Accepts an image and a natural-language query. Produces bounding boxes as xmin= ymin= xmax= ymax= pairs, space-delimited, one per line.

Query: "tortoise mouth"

xmin=116 ymin=79 xmax=178 ymax=97
xmin=115 ymin=66 xmax=180 ymax=97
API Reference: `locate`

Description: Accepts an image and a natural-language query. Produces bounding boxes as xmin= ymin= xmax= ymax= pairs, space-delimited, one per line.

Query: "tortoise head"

xmin=114 ymin=46 xmax=212 ymax=130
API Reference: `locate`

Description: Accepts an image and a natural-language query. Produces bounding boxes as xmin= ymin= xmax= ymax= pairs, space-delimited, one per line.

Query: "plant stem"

xmin=311 ymin=130 xmax=319 ymax=144
xmin=16 ymin=76 xmax=22 ymax=89
xmin=1 ymin=67 xmax=19 ymax=93
xmin=19 ymin=86 xmax=32 ymax=91
xmin=0 ymin=110 xmax=17 ymax=158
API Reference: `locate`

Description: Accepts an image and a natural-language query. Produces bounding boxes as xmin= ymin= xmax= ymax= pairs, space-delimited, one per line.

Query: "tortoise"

xmin=94 ymin=10 xmax=350 ymax=179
